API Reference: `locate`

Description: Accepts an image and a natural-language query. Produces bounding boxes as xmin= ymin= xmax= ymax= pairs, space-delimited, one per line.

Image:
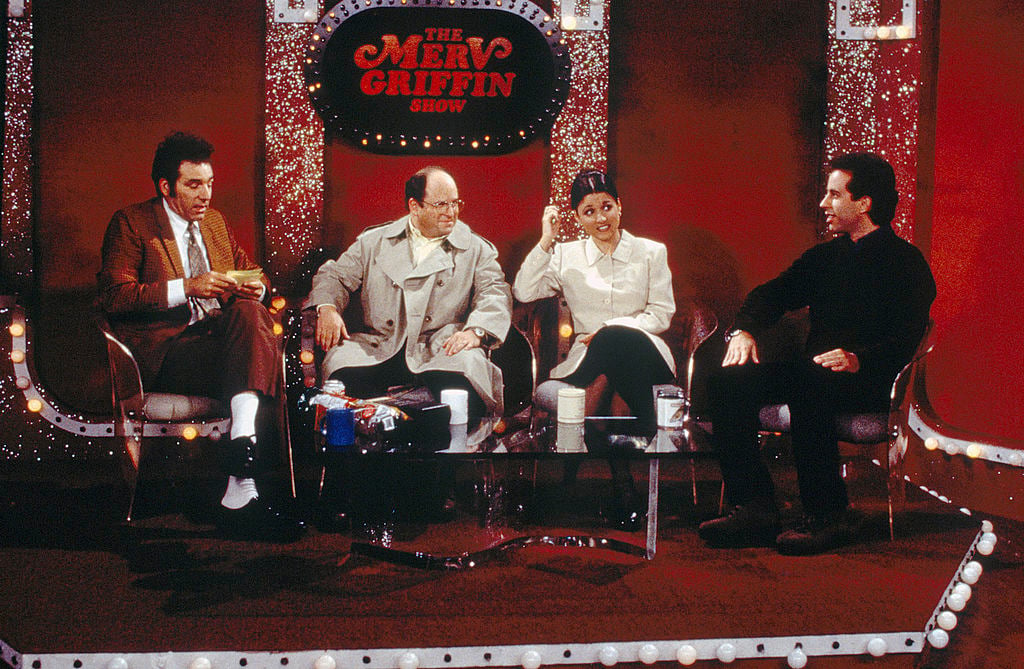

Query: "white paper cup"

xmin=556 ymin=421 xmax=585 ymax=453
xmin=440 ymin=388 xmax=469 ymax=425
xmin=557 ymin=387 xmax=586 ymax=424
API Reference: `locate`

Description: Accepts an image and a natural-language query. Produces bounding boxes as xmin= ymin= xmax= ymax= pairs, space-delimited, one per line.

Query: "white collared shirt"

xmin=407 ymin=219 xmax=448 ymax=266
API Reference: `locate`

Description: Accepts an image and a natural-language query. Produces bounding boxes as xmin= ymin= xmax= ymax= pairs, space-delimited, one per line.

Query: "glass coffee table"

xmin=319 ymin=416 xmax=715 ymax=568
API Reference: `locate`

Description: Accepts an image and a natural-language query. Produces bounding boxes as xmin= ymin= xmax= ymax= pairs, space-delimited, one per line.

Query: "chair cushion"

xmin=758 ymin=403 xmax=888 ymax=443
xmin=535 ymin=379 xmax=574 ymax=415
xmin=141 ymin=393 xmax=227 ymax=421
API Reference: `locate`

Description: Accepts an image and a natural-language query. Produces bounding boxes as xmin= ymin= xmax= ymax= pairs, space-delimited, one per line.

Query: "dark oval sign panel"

xmin=304 ymin=0 xmax=571 ymax=155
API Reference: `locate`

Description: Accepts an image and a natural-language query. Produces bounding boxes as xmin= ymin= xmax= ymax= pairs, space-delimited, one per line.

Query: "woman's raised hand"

xmin=540 ymin=204 xmax=561 ymax=251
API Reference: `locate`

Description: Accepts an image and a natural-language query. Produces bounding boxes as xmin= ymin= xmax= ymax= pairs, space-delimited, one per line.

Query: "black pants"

xmin=708 ymin=359 xmax=890 ymax=516
xmin=562 ymin=325 xmax=674 ymax=433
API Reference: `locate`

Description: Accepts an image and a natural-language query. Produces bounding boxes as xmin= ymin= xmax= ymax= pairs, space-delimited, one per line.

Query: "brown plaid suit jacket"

xmin=97 ymin=197 xmax=265 ymax=383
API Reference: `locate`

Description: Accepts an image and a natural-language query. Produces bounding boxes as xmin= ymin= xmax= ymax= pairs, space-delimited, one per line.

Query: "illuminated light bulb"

xmin=896 ymin=25 xmax=912 ymax=39
xmin=362 ymin=139 xmax=369 ymax=146
xmin=400 ymin=140 xmax=407 ymax=147
xmin=27 ymin=398 xmax=43 ymax=413
xmin=272 ymin=296 xmax=287 ymax=310
xmin=866 ymin=638 xmax=887 ymax=657
xmin=398 ymin=653 xmax=419 ymax=669
xmin=936 ymin=611 xmax=957 ymax=630
xmin=182 ymin=426 xmax=198 ymax=440
xmin=273 ymin=323 xmax=284 ymax=336
xmin=189 ymin=659 xmax=212 ymax=669
xmin=953 ymin=582 xmax=972 ymax=601
xmin=107 ymin=658 xmax=128 ymax=669
xmin=303 ymin=8 xmax=318 ymax=22
xmin=977 ymin=539 xmax=995 ymax=555
xmin=520 ymin=650 xmax=542 ymax=669
xmin=965 ymin=443 xmax=983 ymax=458
xmin=598 ymin=646 xmax=619 ymax=666
xmin=562 ymin=15 xmax=577 ymax=31
xmin=786 ymin=648 xmax=807 ymax=669
xmin=300 ymin=350 xmax=315 ymax=364
xmin=946 ymin=592 xmax=966 ymax=611
xmin=963 ymin=560 xmax=983 ymax=583
xmin=927 ymin=629 xmax=949 ymax=648
xmin=376 ymin=134 xmax=383 ymax=141
xmin=424 ymin=140 xmax=431 ymax=148
xmin=559 ymin=323 xmax=574 ymax=339
xmin=9 ymin=322 xmax=25 ymax=337
xmin=637 ymin=644 xmax=658 ymax=664
xmin=312 ymin=34 xmax=321 ymax=42
xmin=924 ymin=437 xmax=939 ymax=450
xmin=1008 ymin=452 xmax=1023 ymax=466
xmin=943 ymin=441 xmax=959 ymax=456
xmin=981 ymin=531 xmax=997 ymax=545
xmin=314 ymin=655 xmax=336 ymax=669
xmin=10 ymin=349 xmax=25 ymax=363
xmin=676 ymin=645 xmax=697 ymax=665
xmin=876 ymin=26 xmax=891 ymax=39
xmin=308 ymin=85 xmax=317 ymax=93
xmin=471 ymin=141 xmax=480 ymax=149
xmin=519 ymin=130 xmax=526 ymax=137
xmin=863 ymin=27 xmax=877 ymax=40
xmin=715 ymin=643 xmax=736 ymax=663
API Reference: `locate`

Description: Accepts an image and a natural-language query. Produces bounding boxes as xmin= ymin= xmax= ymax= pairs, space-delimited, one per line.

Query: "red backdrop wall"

xmin=925 ymin=0 xmax=1024 ymax=442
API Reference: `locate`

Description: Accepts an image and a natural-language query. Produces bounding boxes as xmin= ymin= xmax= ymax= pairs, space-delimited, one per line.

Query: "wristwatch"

xmin=724 ymin=328 xmax=745 ymax=343
xmin=468 ymin=326 xmax=486 ymax=339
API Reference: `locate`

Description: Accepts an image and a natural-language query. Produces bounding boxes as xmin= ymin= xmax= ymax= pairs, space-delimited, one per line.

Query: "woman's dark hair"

xmin=151 ymin=131 xmax=214 ymax=197
xmin=829 ymin=152 xmax=899 ymax=227
xmin=570 ymin=169 xmax=619 ymax=211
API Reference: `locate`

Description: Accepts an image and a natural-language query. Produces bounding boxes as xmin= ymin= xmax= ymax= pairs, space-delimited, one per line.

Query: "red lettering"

xmin=420 ymin=43 xmax=444 ymax=68
xmin=426 ymin=71 xmax=452 ymax=96
xmin=466 ymin=37 xmax=513 ymax=70
xmin=385 ymin=70 xmax=413 ymax=96
xmin=449 ymin=71 xmax=474 ymax=97
xmin=486 ymin=72 xmax=515 ymax=97
xmin=353 ymin=35 xmax=422 ymax=69
xmin=359 ymin=70 xmax=386 ymax=95
xmin=443 ymin=43 xmax=470 ymax=70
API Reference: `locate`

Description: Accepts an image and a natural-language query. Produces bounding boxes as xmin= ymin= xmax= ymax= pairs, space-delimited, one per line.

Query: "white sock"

xmin=221 ymin=475 xmax=259 ymax=509
xmin=230 ymin=391 xmax=260 ymax=440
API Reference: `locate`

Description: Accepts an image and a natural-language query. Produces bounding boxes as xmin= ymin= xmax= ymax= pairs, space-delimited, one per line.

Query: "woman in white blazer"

xmin=513 ymin=170 xmax=677 ymax=528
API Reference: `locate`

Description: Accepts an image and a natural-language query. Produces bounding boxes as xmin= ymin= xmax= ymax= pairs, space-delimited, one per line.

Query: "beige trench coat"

xmin=306 ymin=216 xmax=512 ymax=414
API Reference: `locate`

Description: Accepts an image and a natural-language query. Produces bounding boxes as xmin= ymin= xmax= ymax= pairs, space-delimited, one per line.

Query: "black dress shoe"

xmin=776 ymin=509 xmax=863 ymax=556
xmin=218 ymin=497 xmax=306 ymax=543
xmin=698 ymin=505 xmax=779 ymax=548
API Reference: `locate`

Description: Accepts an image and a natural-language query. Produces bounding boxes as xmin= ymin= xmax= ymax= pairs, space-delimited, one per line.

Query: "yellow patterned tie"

xmin=187 ymin=222 xmax=220 ymax=318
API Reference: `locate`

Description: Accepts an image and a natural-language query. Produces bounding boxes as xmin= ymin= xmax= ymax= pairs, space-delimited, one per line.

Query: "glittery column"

xmin=2 ymin=8 xmax=34 ymax=291
xmin=825 ymin=0 xmax=922 ymax=241
xmin=549 ymin=0 xmax=609 ymax=241
xmin=264 ymin=1 xmax=325 ymax=294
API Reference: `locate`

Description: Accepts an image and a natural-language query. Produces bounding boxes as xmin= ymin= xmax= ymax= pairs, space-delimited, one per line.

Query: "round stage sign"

xmin=304 ymin=0 xmax=571 ymax=155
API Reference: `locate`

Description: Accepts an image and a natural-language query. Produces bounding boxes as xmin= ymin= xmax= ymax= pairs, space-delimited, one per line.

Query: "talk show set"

xmin=2 ymin=2 xmax=1023 ymax=669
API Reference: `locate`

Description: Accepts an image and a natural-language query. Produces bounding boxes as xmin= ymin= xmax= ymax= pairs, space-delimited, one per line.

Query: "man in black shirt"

xmin=699 ymin=153 xmax=936 ymax=555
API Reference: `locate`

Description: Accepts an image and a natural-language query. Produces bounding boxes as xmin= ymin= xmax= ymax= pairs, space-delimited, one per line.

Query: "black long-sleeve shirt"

xmin=734 ymin=226 xmax=936 ymax=384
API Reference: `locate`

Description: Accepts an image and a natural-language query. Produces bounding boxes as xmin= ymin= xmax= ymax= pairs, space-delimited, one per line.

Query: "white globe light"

xmin=787 ymin=648 xmax=808 ymax=668
xmin=521 ymin=650 xmax=543 ymax=669
xmin=952 ymin=582 xmax=972 ymax=601
xmin=638 ymin=644 xmax=659 ymax=665
xmin=977 ymin=539 xmax=995 ymax=555
xmin=189 ymin=659 xmax=211 ymax=669
xmin=927 ymin=629 xmax=950 ymax=648
xmin=867 ymin=638 xmax=887 ymax=657
xmin=981 ymin=531 xmax=997 ymax=544
xmin=676 ymin=645 xmax=698 ymax=665
xmin=598 ymin=646 xmax=619 ymax=667
xmin=398 ymin=653 xmax=419 ymax=669
xmin=946 ymin=592 xmax=966 ymax=611
xmin=107 ymin=658 xmax=128 ymax=669
xmin=924 ymin=437 xmax=940 ymax=450
xmin=314 ymin=655 xmax=337 ymax=669
xmin=962 ymin=561 xmax=983 ymax=584
xmin=980 ymin=520 xmax=993 ymax=533
xmin=937 ymin=611 xmax=958 ymax=630
xmin=715 ymin=643 xmax=736 ymax=663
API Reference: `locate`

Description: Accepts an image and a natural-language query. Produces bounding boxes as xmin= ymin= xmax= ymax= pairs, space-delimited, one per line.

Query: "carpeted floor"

xmin=1 ymin=457 xmax=1022 ymax=668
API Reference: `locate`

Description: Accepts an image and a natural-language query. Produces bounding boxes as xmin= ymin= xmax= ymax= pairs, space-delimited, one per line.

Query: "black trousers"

xmin=707 ymin=359 xmax=891 ymax=516
xmin=562 ymin=325 xmax=674 ymax=433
